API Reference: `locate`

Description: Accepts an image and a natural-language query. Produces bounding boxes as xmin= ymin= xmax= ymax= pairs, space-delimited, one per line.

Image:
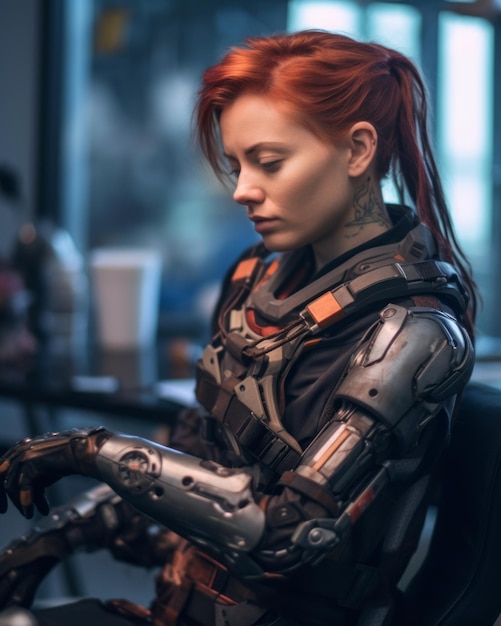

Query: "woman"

xmin=0 ymin=30 xmax=475 ymax=626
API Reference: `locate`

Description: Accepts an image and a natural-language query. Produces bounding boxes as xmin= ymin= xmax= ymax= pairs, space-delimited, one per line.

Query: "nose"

xmin=232 ymin=170 xmax=265 ymax=206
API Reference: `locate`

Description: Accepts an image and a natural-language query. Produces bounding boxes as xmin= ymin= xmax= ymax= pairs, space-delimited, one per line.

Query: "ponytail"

xmin=382 ymin=50 xmax=477 ymax=333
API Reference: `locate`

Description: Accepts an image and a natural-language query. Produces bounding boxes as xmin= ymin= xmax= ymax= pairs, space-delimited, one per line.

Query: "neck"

xmin=314 ymin=176 xmax=391 ymax=271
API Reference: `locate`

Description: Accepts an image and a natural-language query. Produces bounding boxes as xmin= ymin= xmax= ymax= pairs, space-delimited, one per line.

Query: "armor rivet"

xmin=369 ymin=388 xmax=378 ymax=397
xmin=239 ymin=384 xmax=246 ymax=392
xmin=383 ymin=307 xmax=396 ymax=318
xmin=152 ymin=486 xmax=164 ymax=499
xmin=310 ymin=529 xmax=323 ymax=543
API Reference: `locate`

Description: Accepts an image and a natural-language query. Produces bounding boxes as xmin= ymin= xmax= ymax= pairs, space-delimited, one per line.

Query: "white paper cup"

xmin=89 ymin=249 xmax=162 ymax=350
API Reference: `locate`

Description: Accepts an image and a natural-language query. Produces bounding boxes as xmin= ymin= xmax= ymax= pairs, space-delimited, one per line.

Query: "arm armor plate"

xmin=95 ymin=440 xmax=265 ymax=556
xmin=333 ymin=304 xmax=473 ymax=454
xmin=284 ymin=304 xmax=474 ymax=562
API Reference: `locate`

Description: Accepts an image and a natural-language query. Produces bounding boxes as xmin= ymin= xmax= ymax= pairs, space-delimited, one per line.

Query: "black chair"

xmin=404 ymin=380 xmax=501 ymax=625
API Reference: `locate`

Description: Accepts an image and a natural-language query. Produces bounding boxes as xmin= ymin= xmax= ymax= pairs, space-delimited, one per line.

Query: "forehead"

xmin=219 ymin=93 xmax=309 ymax=150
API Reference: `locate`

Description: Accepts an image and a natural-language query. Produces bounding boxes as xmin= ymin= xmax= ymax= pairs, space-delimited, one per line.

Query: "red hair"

xmin=195 ymin=30 xmax=477 ymax=329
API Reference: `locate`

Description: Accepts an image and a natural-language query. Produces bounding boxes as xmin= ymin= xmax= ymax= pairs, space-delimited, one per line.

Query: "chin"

xmin=261 ymin=235 xmax=302 ymax=253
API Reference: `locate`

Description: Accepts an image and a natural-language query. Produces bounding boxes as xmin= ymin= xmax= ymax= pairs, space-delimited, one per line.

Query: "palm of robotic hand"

xmin=0 ymin=482 xmax=175 ymax=610
xmin=0 ymin=426 xmax=112 ymax=519
xmin=0 ymin=526 xmax=68 ymax=608
xmin=0 ymin=486 xmax=117 ymax=609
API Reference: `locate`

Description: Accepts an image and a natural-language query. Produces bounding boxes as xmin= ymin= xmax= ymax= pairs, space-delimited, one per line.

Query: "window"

xmin=288 ymin=1 xmax=495 ymax=339
xmin=437 ymin=13 xmax=493 ymax=314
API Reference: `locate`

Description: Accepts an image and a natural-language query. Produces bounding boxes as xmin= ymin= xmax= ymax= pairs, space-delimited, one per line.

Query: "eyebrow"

xmin=223 ymin=142 xmax=290 ymax=159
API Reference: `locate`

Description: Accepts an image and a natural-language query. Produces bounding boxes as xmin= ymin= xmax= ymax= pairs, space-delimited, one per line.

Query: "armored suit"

xmin=151 ymin=203 xmax=472 ymax=624
xmin=0 ymin=205 xmax=473 ymax=626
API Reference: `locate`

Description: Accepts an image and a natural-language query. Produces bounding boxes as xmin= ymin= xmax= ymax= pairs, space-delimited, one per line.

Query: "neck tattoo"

xmin=345 ymin=176 xmax=391 ymax=238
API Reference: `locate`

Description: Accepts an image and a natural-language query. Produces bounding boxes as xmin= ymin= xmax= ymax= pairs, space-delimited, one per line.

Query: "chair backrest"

xmin=404 ymin=380 xmax=501 ymax=625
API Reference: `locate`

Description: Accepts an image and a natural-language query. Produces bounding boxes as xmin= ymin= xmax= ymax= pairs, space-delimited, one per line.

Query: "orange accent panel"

xmin=246 ymin=309 xmax=281 ymax=337
xmin=231 ymin=258 xmax=259 ymax=282
xmin=20 ymin=489 xmax=32 ymax=507
xmin=312 ymin=427 xmax=351 ymax=471
xmin=347 ymin=488 xmax=375 ymax=523
xmin=265 ymin=259 xmax=280 ymax=277
xmin=307 ymin=292 xmax=344 ymax=328
xmin=259 ymin=495 xmax=270 ymax=511
xmin=0 ymin=460 xmax=10 ymax=473
xmin=254 ymin=259 xmax=280 ymax=291
xmin=303 ymin=338 xmax=322 ymax=349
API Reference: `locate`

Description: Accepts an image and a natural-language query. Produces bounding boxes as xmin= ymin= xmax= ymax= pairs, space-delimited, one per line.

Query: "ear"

xmin=347 ymin=122 xmax=378 ymax=178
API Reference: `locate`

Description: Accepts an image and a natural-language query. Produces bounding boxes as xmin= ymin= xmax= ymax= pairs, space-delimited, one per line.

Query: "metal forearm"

xmin=95 ymin=436 xmax=265 ymax=554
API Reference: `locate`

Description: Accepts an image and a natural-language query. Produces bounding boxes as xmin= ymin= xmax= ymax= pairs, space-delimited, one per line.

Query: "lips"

xmin=250 ymin=215 xmax=279 ymax=234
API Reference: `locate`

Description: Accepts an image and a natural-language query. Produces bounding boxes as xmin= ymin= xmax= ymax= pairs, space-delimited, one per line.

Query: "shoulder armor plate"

xmin=334 ymin=304 xmax=474 ymax=452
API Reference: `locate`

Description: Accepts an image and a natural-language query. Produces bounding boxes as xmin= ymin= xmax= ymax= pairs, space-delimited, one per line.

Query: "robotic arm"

xmin=0 ymin=305 xmax=473 ymax=581
xmin=0 ymin=429 xmax=267 ymax=576
xmin=254 ymin=304 xmax=473 ymax=572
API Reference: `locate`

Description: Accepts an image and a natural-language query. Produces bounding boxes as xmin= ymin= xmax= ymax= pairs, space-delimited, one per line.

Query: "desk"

xmin=0 ymin=336 xmax=197 ymax=438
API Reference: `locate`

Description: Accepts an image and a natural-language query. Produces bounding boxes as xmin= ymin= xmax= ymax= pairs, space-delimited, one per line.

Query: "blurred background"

xmin=1 ymin=0 xmax=500 ymax=347
xmin=0 ymin=0 xmax=501 ymax=612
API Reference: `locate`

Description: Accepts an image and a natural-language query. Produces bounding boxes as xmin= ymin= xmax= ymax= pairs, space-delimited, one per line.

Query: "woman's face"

xmin=219 ymin=93 xmax=364 ymax=267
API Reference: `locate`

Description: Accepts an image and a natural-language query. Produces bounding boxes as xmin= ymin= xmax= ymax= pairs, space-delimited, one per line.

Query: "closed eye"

xmin=261 ymin=160 xmax=282 ymax=173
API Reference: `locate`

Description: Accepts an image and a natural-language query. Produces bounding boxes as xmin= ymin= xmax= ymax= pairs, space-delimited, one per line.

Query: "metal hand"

xmin=0 ymin=529 xmax=69 ymax=608
xmin=0 ymin=483 xmax=128 ymax=609
xmin=0 ymin=427 xmax=112 ymax=518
